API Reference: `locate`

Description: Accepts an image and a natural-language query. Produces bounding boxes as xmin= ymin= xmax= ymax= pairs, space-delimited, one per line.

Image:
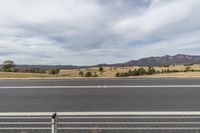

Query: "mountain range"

xmin=114 ymin=54 xmax=200 ymax=67
xmin=7 ymin=54 xmax=200 ymax=69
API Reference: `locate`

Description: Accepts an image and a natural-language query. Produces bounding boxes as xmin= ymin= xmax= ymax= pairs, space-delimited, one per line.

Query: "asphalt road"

xmin=0 ymin=78 xmax=200 ymax=112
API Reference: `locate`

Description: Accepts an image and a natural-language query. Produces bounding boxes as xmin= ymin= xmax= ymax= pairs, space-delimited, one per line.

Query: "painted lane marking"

xmin=0 ymin=85 xmax=199 ymax=89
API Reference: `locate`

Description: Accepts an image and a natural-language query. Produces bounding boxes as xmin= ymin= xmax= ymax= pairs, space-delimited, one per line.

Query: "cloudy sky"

xmin=0 ymin=0 xmax=200 ymax=65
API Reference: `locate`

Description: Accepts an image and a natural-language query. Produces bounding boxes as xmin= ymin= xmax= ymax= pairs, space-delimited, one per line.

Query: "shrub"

xmin=167 ymin=69 xmax=170 ymax=73
xmin=85 ymin=72 xmax=92 ymax=77
xmin=93 ymin=73 xmax=99 ymax=77
xmin=185 ymin=66 xmax=191 ymax=72
xmin=49 ymin=68 xmax=60 ymax=74
xmin=147 ymin=67 xmax=156 ymax=75
xmin=115 ymin=66 xmax=185 ymax=77
xmin=98 ymin=66 xmax=104 ymax=72
xmin=79 ymin=71 xmax=84 ymax=77
xmin=115 ymin=72 xmax=120 ymax=77
xmin=120 ymin=72 xmax=129 ymax=77
xmin=115 ymin=68 xmax=148 ymax=77
xmin=137 ymin=68 xmax=147 ymax=75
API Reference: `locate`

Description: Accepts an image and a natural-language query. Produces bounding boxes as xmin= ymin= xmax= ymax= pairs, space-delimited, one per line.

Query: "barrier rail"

xmin=1 ymin=112 xmax=200 ymax=133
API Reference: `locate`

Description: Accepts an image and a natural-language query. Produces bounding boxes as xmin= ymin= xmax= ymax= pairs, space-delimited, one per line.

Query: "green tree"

xmin=85 ymin=72 xmax=92 ymax=77
xmin=185 ymin=66 xmax=191 ymax=72
xmin=98 ymin=66 xmax=104 ymax=72
xmin=93 ymin=73 xmax=99 ymax=77
xmin=2 ymin=60 xmax=15 ymax=72
xmin=49 ymin=68 xmax=60 ymax=74
xmin=115 ymin=72 xmax=120 ymax=77
xmin=79 ymin=71 xmax=84 ymax=77
xmin=137 ymin=68 xmax=147 ymax=75
xmin=147 ymin=67 xmax=156 ymax=75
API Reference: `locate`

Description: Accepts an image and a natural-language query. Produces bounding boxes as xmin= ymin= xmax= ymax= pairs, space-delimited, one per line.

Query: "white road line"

xmin=58 ymin=127 xmax=200 ymax=130
xmin=58 ymin=112 xmax=200 ymax=116
xmin=2 ymin=112 xmax=200 ymax=116
xmin=0 ymin=85 xmax=200 ymax=89
xmin=58 ymin=122 xmax=200 ymax=124
xmin=59 ymin=116 xmax=200 ymax=119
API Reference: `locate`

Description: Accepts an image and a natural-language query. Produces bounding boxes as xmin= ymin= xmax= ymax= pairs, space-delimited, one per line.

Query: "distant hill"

xmin=113 ymin=54 xmax=200 ymax=67
xmin=0 ymin=65 xmax=78 ymax=70
xmin=15 ymin=65 xmax=77 ymax=69
xmin=1 ymin=54 xmax=200 ymax=70
xmin=12 ymin=54 xmax=200 ymax=68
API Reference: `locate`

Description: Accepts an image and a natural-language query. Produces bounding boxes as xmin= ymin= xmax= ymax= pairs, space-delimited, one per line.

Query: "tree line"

xmin=1 ymin=60 xmax=60 ymax=74
xmin=115 ymin=67 xmax=157 ymax=77
xmin=115 ymin=66 xmax=200 ymax=77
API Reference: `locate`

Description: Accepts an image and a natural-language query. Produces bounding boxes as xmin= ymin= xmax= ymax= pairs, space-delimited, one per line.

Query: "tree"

xmin=147 ymin=67 xmax=156 ymax=75
xmin=93 ymin=73 xmax=99 ymax=77
xmin=2 ymin=60 xmax=15 ymax=72
xmin=98 ymin=66 xmax=104 ymax=72
xmin=85 ymin=72 xmax=92 ymax=77
xmin=49 ymin=68 xmax=60 ymax=74
xmin=128 ymin=70 xmax=132 ymax=75
xmin=27 ymin=68 xmax=46 ymax=73
xmin=79 ymin=71 xmax=84 ymax=77
xmin=185 ymin=66 xmax=191 ymax=72
xmin=115 ymin=72 xmax=120 ymax=77
xmin=137 ymin=68 xmax=147 ymax=75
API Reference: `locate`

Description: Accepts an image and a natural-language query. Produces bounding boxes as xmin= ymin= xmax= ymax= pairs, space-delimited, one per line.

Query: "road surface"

xmin=0 ymin=78 xmax=200 ymax=112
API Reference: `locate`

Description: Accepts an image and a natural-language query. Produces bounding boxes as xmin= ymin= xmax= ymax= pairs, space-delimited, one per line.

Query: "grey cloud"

xmin=0 ymin=0 xmax=199 ymax=65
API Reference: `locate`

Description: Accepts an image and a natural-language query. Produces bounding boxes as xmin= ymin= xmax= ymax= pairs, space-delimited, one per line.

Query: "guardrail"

xmin=1 ymin=112 xmax=200 ymax=133
xmin=0 ymin=112 xmax=52 ymax=133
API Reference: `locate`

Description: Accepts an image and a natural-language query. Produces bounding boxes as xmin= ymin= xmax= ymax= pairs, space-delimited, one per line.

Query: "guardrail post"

xmin=52 ymin=113 xmax=57 ymax=133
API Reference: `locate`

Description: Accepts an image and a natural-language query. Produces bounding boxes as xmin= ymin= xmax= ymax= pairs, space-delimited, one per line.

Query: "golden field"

xmin=0 ymin=64 xmax=200 ymax=79
xmin=139 ymin=72 xmax=200 ymax=78
xmin=59 ymin=64 xmax=200 ymax=78
xmin=0 ymin=72 xmax=57 ymax=79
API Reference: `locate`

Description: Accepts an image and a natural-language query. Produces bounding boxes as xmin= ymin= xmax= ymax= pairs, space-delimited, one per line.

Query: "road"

xmin=0 ymin=78 xmax=200 ymax=112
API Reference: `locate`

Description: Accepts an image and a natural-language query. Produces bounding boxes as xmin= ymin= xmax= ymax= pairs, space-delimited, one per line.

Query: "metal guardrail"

xmin=0 ymin=113 xmax=52 ymax=133
xmin=1 ymin=112 xmax=200 ymax=133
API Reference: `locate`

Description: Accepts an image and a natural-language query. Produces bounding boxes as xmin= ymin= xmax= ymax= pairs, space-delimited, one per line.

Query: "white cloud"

xmin=0 ymin=0 xmax=199 ymax=65
xmin=114 ymin=0 xmax=200 ymax=39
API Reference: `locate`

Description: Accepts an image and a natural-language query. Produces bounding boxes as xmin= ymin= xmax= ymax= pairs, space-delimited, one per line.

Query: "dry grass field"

xmin=0 ymin=72 xmax=58 ymax=79
xmin=59 ymin=64 xmax=200 ymax=78
xmin=140 ymin=72 xmax=200 ymax=78
xmin=0 ymin=64 xmax=200 ymax=79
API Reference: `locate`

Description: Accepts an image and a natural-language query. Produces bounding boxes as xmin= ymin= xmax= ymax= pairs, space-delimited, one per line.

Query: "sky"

xmin=0 ymin=0 xmax=200 ymax=65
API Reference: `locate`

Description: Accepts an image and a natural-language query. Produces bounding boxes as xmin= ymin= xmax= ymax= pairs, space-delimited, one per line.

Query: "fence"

xmin=1 ymin=112 xmax=200 ymax=133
